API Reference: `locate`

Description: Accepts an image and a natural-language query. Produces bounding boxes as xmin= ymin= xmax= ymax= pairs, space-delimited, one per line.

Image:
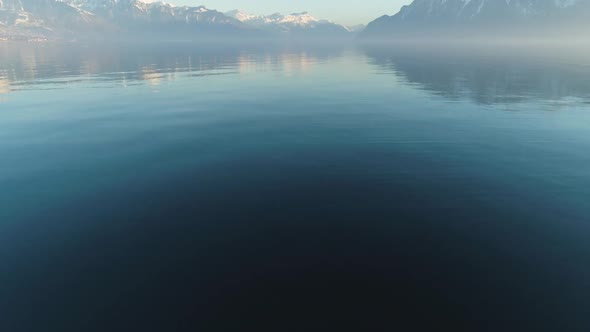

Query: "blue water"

xmin=1 ymin=43 xmax=590 ymax=331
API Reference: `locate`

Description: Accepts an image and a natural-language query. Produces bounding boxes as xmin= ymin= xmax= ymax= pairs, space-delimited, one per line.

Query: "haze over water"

xmin=1 ymin=43 xmax=590 ymax=331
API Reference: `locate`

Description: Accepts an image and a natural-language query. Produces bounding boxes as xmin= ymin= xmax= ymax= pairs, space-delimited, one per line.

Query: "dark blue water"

xmin=1 ymin=43 xmax=590 ymax=331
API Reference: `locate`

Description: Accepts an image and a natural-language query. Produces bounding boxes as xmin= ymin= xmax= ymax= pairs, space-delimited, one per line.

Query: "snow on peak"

xmin=224 ymin=9 xmax=257 ymax=22
xmin=279 ymin=12 xmax=318 ymax=25
xmin=224 ymin=9 xmax=351 ymax=34
xmin=225 ymin=9 xmax=331 ymax=27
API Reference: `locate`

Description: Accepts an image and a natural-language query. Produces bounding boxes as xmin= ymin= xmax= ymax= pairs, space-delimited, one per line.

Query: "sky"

xmin=159 ymin=0 xmax=413 ymax=25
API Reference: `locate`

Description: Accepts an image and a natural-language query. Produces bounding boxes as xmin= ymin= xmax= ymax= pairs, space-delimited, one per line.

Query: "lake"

xmin=1 ymin=42 xmax=590 ymax=331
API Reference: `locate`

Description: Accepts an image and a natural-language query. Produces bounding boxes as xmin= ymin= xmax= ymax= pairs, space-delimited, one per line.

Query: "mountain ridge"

xmin=0 ymin=0 xmax=353 ymax=41
xmin=224 ymin=9 xmax=352 ymax=38
xmin=361 ymin=0 xmax=590 ymax=40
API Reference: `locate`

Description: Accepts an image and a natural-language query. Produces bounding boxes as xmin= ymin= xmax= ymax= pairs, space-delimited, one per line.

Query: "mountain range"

xmin=224 ymin=10 xmax=351 ymax=38
xmin=3 ymin=0 xmax=590 ymax=42
xmin=0 ymin=0 xmax=354 ymax=41
xmin=362 ymin=0 xmax=590 ymax=40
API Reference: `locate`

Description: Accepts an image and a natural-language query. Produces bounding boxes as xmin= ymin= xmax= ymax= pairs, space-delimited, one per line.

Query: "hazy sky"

xmin=159 ymin=0 xmax=412 ymax=25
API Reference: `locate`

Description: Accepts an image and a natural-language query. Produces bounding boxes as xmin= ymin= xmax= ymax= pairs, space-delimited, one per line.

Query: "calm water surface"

xmin=1 ymin=43 xmax=590 ymax=331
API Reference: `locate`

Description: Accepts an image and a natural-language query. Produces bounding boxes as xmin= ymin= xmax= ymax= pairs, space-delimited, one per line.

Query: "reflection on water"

xmin=3 ymin=43 xmax=590 ymax=106
xmin=0 ymin=44 xmax=343 ymax=95
xmin=364 ymin=45 xmax=590 ymax=105
xmin=1 ymin=43 xmax=590 ymax=332
xmin=0 ymin=78 xmax=8 ymax=94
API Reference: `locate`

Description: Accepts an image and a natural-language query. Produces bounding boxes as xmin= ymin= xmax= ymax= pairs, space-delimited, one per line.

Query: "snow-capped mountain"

xmin=226 ymin=10 xmax=335 ymax=28
xmin=1 ymin=0 xmax=107 ymax=40
xmin=225 ymin=10 xmax=351 ymax=38
xmin=1 ymin=0 xmax=249 ymax=40
xmin=63 ymin=0 xmax=239 ymax=26
xmin=362 ymin=0 xmax=590 ymax=40
xmin=1 ymin=1 xmax=351 ymax=41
